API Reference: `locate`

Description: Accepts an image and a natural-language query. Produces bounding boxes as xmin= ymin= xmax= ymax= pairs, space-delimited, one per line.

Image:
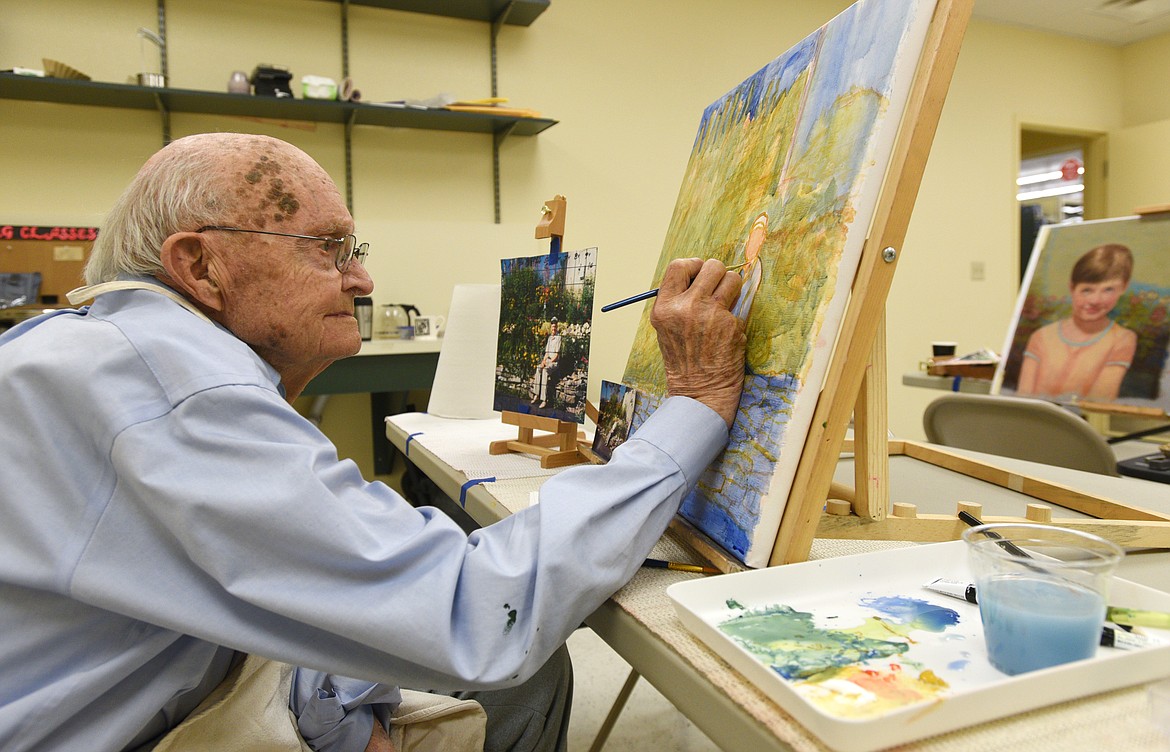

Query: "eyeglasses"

xmin=196 ymin=225 xmax=369 ymax=273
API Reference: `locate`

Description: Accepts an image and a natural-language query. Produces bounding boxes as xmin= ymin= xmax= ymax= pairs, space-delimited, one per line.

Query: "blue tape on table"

xmin=405 ymin=432 xmax=424 ymax=456
xmin=460 ymin=477 xmax=496 ymax=507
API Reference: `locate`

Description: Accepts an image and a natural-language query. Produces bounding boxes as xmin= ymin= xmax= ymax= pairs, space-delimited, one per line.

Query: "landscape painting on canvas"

xmin=592 ymin=380 xmax=638 ymax=462
xmin=622 ymin=0 xmax=938 ymax=567
xmin=494 ymin=248 xmax=597 ymax=423
xmin=995 ymin=216 xmax=1170 ymax=412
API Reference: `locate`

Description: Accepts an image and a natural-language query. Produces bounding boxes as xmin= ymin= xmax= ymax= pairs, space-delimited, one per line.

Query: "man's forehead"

xmin=228 ymin=145 xmax=345 ymax=231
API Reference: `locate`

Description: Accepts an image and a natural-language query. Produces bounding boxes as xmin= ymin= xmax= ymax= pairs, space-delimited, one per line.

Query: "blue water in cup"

xmin=978 ymin=575 xmax=1104 ymax=675
xmin=964 ymin=523 xmax=1123 ymax=677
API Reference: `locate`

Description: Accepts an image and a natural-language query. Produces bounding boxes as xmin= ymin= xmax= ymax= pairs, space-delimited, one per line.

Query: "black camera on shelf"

xmin=250 ymin=65 xmax=293 ymax=98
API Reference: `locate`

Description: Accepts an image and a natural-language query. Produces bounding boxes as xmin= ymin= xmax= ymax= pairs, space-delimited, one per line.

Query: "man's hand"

xmin=650 ymin=258 xmax=747 ymax=428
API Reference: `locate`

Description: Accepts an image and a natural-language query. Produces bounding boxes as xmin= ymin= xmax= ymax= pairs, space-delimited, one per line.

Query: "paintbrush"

xmin=642 ymin=558 xmax=722 ymax=575
xmin=600 ymin=262 xmax=747 ymax=312
xmin=956 ymin=510 xmax=1035 ymax=560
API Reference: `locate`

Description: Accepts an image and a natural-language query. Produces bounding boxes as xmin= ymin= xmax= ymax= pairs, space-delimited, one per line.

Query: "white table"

xmin=304 ymin=338 xmax=442 ymax=473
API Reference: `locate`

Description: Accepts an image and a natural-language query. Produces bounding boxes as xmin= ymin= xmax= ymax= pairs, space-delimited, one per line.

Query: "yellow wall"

xmin=1121 ymin=31 xmax=1170 ymax=126
xmin=3 ymin=1 xmax=1170 ymax=474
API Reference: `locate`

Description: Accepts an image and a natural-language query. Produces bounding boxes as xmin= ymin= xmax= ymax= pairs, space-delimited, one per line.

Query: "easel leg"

xmin=853 ymin=313 xmax=889 ymax=520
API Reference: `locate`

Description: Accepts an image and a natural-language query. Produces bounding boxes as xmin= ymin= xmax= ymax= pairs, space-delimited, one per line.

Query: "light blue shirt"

xmin=0 ymin=281 xmax=728 ymax=751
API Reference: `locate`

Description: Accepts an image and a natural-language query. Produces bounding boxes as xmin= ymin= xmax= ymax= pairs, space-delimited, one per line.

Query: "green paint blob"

xmin=719 ymin=604 xmax=908 ymax=680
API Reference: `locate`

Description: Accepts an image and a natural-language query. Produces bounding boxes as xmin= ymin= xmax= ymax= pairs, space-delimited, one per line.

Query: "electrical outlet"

xmin=970 ymin=261 xmax=985 ymax=281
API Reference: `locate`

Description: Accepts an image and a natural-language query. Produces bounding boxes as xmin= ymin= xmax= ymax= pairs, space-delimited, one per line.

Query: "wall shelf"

xmin=0 ymin=0 xmax=554 ymax=222
xmin=0 ymin=74 xmax=557 ymax=137
xmin=338 ymin=0 xmax=549 ymax=26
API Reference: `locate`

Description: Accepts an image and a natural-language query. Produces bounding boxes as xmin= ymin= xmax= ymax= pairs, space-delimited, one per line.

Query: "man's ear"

xmin=160 ymin=233 xmax=224 ymax=311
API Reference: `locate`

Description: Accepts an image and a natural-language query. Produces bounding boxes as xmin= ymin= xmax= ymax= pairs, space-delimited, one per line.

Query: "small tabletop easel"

xmin=489 ymin=195 xmax=591 ymax=469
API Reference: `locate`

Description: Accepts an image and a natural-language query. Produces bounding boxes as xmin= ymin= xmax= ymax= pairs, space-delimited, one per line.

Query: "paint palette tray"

xmin=668 ymin=540 xmax=1170 ymax=752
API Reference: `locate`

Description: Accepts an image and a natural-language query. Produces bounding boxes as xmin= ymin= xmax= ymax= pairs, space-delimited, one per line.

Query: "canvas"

xmin=621 ymin=0 xmax=939 ymax=567
xmin=494 ymin=247 xmax=597 ymax=423
xmin=592 ymin=380 xmax=637 ymax=462
xmin=994 ymin=215 xmax=1170 ymax=413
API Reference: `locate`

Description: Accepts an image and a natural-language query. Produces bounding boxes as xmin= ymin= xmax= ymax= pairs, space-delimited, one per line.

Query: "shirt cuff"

xmin=290 ymin=671 xmax=401 ymax=752
xmin=630 ymin=396 xmax=730 ymax=487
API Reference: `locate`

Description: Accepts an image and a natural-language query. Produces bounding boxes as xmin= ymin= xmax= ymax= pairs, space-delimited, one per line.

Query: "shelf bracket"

xmin=490 ymin=2 xmax=516 ymax=223
xmin=150 ymin=91 xmax=172 ymax=145
xmin=340 ymin=0 xmax=354 ymax=213
xmin=490 ymin=1 xmax=516 ymax=99
xmin=493 ymin=121 xmax=518 ymax=224
xmin=344 ymin=109 xmax=357 ymax=214
xmin=157 ymin=0 xmax=169 ymax=84
xmin=340 ymin=0 xmax=351 ymax=79
xmin=156 ymin=0 xmax=170 ymax=144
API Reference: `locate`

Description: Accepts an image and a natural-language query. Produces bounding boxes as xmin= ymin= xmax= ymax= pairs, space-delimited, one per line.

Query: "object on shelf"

xmin=445 ymin=103 xmax=541 ymax=118
xmin=3 ymin=67 xmax=44 ymax=77
xmin=136 ymin=27 xmax=166 ymax=88
xmin=42 ymin=58 xmax=89 ymax=81
xmin=338 ymin=76 xmax=360 ymax=102
xmin=227 ymin=70 xmax=250 ymax=94
xmin=445 ymin=97 xmax=541 ymax=118
xmin=251 ymin=64 xmax=293 ymax=98
xmin=381 ymin=92 xmax=542 ymax=118
xmin=301 ymin=75 xmax=337 ymax=100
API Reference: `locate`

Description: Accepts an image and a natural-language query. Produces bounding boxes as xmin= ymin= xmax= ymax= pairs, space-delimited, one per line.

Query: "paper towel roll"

xmin=339 ymin=76 xmax=361 ymax=102
xmin=427 ymin=284 xmax=501 ymax=419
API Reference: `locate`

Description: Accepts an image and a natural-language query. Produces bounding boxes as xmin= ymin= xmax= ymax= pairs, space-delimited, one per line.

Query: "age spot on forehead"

xmin=267 ymin=179 xmax=301 ymax=223
xmin=238 ymin=153 xmax=301 ymax=226
xmin=244 ymin=154 xmax=281 ymax=184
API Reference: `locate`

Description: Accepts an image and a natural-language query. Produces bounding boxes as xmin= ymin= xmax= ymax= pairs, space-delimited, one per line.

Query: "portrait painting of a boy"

xmin=996 ymin=216 xmax=1170 ymax=412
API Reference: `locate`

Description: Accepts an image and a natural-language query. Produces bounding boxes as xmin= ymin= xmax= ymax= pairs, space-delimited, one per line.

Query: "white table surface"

xmin=387 ymin=412 xmax=1170 ymax=751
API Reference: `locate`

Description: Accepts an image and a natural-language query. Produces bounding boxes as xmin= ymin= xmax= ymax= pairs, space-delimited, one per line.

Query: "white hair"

xmin=85 ymin=133 xmax=279 ymax=284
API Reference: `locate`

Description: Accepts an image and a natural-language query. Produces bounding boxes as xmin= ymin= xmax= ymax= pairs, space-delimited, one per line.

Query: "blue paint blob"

xmin=859 ymin=596 xmax=961 ymax=632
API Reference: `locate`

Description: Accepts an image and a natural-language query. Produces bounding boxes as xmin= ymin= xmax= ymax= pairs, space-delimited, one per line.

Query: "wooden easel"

xmin=665 ymin=0 xmax=1170 ymax=571
xmin=767 ymin=95 xmax=1170 ymax=560
xmin=489 ymin=195 xmax=590 ymax=469
xmin=756 ymin=0 xmax=974 ymax=566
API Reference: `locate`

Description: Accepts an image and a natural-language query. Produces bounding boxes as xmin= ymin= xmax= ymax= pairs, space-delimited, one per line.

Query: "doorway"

xmin=1017 ymin=126 xmax=1107 ymax=281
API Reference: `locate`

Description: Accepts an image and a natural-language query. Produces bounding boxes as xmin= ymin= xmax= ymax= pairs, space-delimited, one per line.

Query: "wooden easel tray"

xmin=668 ymin=541 xmax=1170 ymax=752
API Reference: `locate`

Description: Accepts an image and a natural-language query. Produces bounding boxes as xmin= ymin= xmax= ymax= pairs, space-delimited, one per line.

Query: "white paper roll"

xmin=427 ymin=284 xmax=501 ymax=419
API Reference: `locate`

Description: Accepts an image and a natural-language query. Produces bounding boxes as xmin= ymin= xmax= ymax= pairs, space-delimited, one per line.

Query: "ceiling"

xmin=974 ymin=0 xmax=1170 ymax=45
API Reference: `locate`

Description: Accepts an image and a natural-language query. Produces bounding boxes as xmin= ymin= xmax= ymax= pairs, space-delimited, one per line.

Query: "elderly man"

xmin=0 ymin=133 xmax=745 ymax=752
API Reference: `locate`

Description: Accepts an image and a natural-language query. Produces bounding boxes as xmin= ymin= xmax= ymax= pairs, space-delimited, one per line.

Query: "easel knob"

xmin=536 ymin=195 xmax=566 ymax=257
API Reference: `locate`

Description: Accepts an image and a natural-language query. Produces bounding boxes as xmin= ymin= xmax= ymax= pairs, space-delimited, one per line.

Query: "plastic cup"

xmin=963 ymin=523 xmax=1123 ymax=676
